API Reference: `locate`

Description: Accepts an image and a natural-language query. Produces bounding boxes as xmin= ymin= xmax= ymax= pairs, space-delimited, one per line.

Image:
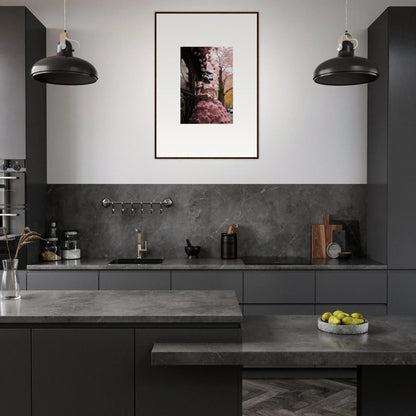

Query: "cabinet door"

xmin=0 ymin=329 xmax=30 ymax=416
xmin=316 ymin=271 xmax=387 ymax=303
xmin=18 ymin=270 xmax=27 ymax=290
xmin=0 ymin=7 xmax=26 ymax=158
xmin=316 ymin=304 xmax=387 ymax=316
xmin=100 ymin=271 xmax=170 ymax=290
xmin=388 ymin=271 xmax=416 ymax=314
xmin=244 ymin=271 xmax=315 ymax=304
xmin=32 ymin=329 xmax=134 ymax=416
xmin=171 ymin=271 xmax=243 ymax=302
xmin=27 ymin=271 xmax=99 ymax=290
xmin=244 ymin=304 xmax=314 ymax=315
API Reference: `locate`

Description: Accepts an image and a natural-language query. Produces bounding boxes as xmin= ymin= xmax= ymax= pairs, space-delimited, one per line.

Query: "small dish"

xmin=326 ymin=242 xmax=341 ymax=258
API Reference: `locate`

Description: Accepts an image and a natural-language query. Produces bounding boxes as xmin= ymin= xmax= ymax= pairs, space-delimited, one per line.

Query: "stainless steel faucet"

xmin=135 ymin=228 xmax=148 ymax=259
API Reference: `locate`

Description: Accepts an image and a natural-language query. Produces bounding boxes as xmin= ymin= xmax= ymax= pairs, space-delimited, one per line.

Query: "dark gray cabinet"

xmin=135 ymin=327 xmax=241 ymax=416
xmin=32 ymin=329 xmax=134 ymax=416
xmin=27 ymin=271 xmax=99 ymax=290
xmin=244 ymin=271 xmax=315 ymax=304
xmin=368 ymin=8 xmax=416 ymax=269
xmin=100 ymin=271 xmax=170 ymax=290
xmin=172 ymin=271 xmax=243 ymax=302
xmin=0 ymin=6 xmax=45 ymax=158
xmin=316 ymin=304 xmax=387 ymax=316
xmin=316 ymin=271 xmax=387 ymax=304
xmin=18 ymin=270 xmax=27 ymax=290
xmin=388 ymin=271 xmax=416 ymax=314
xmin=0 ymin=329 xmax=31 ymax=416
xmin=244 ymin=304 xmax=314 ymax=315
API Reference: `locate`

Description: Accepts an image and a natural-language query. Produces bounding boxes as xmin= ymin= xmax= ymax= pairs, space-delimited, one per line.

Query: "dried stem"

xmin=2 ymin=228 xmax=12 ymax=262
xmin=14 ymin=227 xmax=43 ymax=260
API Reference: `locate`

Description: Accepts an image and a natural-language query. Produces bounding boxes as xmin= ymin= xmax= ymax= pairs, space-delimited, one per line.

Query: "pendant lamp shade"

xmin=31 ymin=41 xmax=98 ymax=85
xmin=31 ymin=0 xmax=98 ymax=86
xmin=313 ymin=0 xmax=379 ymax=86
xmin=313 ymin=40 xmax=379 ymax=86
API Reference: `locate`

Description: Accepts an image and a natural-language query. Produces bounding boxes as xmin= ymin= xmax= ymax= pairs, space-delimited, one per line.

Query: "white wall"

xmin=1 ymin=0 xmax=415 ymax=184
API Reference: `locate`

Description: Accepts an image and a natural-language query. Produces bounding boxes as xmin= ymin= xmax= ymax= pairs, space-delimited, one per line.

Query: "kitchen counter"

xmin=151 ymin=314 xmax=416 ymax=415
xmin=152 ymin=314 xmax=416 ymax=366
xmin=0 ymin=290 xmax=242 ymax=324
xmin=0 ymin=289 xmax=242 ymax=416
xmin=27 ymin=257 xmax=386 ymax=270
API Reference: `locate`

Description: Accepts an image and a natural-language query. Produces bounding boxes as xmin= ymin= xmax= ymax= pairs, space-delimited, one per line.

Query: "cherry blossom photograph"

xmin=155 ymin=12 xmax=258 ymax=158
xmin=180 ymin=47 xmax=233 ymax=124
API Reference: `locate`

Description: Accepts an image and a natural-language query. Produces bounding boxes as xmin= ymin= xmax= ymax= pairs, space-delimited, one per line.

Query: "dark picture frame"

xmin=154 ymin=11 xmax=259 ymax=159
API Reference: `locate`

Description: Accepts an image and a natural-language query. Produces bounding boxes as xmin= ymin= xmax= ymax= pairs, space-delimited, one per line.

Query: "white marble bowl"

xmin=317 ymin=318 xmax=369 ymax=335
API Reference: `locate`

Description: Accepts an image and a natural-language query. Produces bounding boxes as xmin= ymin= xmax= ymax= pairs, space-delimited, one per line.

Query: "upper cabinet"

xmin=367 ymin=7 xmax=416 ymax=269
xmin=0 ymin=7 xmax=46 ymax=161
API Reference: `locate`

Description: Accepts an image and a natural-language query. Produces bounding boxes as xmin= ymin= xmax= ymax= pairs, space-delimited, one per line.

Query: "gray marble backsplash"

xmin=46 ymin=185 xmax=367 ymax=259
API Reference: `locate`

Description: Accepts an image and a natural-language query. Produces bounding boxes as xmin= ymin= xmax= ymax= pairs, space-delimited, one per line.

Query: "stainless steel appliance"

xmin=0 ymin=159 xmax=29 ymax=268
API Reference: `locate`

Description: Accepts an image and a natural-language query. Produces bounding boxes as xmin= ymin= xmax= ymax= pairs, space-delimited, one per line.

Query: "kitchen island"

xmin=0 ymin=290 xmax=242 ymax=416
xmin=153 ymin=315 xmax=416 ymax=416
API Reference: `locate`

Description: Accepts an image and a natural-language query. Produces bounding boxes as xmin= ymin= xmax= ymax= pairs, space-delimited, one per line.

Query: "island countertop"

xmin=152 ymin=315 xmax=416 ymax=366
xmin=0 ymin=290 xmax=242 ymax=324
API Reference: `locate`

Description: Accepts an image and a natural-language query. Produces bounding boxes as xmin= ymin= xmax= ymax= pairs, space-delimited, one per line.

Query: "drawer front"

xmin=99 ymin=271 xmax=170 ymax=290
xmin=171 ymin=271 xmax=243 ymax=302
xmin=27 ymin=271 xmax=99 ymax=290
xmin=388 ymin=271 xmax=416 ymax=314
xmin=316 ymin=271 xmax=387 ymax=303
xmin=316 ymin=303 xmax=387 ymax=316
xmin=17 ymin=270 xmax=26 ymax=290
xmin=244 ymin=271 xmax=315 ymax=303
xmin=244 ymin=304 xmax=314 ymax=315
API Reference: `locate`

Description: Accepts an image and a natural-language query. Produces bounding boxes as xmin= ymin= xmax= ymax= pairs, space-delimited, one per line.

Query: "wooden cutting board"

xmin=311 ymin=214 xmax=343 ymax=259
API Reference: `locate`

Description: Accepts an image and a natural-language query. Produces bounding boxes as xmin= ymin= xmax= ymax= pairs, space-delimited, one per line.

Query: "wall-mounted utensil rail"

xmin=101 ymin=197 xmax=173 ymax=215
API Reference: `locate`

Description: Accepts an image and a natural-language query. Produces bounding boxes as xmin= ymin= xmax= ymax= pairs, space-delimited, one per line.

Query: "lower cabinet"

xmin=0 ymin=329 xmax=31 ymax=416
xmin=100 ymin=271 xmax=170 ymax=290
xmin=388 ymin=270 xmax=416 ymax=314
xmin=315 ymin=304 xmax=387 ymax=315
xmin=27 ymin=271 xmax=99 ymax=290
xmin=32 ymin=329 xmax=134 ymax=416
xmin=244 ymin=304 xmax=315 ymax=315
xmin=171 ymin=271 xmax=243 ymax=303
xmin=18 ymin=270 xmax=27 ymax=290
xmin=135 ymin=327 xmax=241 ymax=416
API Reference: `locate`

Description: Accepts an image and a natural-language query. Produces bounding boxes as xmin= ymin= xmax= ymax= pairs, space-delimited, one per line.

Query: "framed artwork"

xmin=155 ymin=12 xmax=259 ymax=159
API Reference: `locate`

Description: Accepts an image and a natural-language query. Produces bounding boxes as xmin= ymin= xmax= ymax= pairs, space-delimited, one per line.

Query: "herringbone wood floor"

xmin=243 ymin=379 xmax=356 ymax=416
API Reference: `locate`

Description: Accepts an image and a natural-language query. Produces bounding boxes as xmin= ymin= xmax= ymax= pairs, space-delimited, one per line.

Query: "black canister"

xmin=221 ymin=233 xmax=237 ymax=259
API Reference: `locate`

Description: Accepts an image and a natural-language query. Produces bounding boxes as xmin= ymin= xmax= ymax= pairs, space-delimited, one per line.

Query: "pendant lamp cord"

xmin=345 ymin=0 xmax=348 ymax=32
xmin=64 ymin=0 xmax=67 ymax=32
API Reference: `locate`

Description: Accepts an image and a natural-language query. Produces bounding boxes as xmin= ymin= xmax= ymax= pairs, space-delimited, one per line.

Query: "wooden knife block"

xmin=311 ymin=214 xmax=343 ymax=259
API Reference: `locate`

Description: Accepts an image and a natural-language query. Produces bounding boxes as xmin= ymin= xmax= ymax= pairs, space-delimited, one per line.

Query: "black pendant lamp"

xmin=313 ymin=0 xmax=378 ymax=86
xmin=31 ymin=0 xmax=98 ymax=85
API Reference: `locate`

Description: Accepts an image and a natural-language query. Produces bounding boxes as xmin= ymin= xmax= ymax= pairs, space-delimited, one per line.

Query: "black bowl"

xmin=185 ymin=246 xmax=200 ymax=258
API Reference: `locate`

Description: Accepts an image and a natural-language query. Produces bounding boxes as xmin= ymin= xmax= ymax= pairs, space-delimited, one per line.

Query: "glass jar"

xmin=41 ymin=238 xmax=61 ymax=261
xmin=61 ymin=230 xmax=81 ymax=260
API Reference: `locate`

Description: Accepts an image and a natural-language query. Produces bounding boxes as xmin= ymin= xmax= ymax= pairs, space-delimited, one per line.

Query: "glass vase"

xmin=1 ymin=259 xmax=20 ymax=300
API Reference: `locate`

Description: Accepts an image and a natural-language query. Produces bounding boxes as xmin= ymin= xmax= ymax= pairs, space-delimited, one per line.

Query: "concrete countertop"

xmin=152 ymin=315 xmax=416 ymax=366
xmin=27 ymin=257 xmax=386 ymax=270
xmin=0 ymin=290 xmax=242 ymax=324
